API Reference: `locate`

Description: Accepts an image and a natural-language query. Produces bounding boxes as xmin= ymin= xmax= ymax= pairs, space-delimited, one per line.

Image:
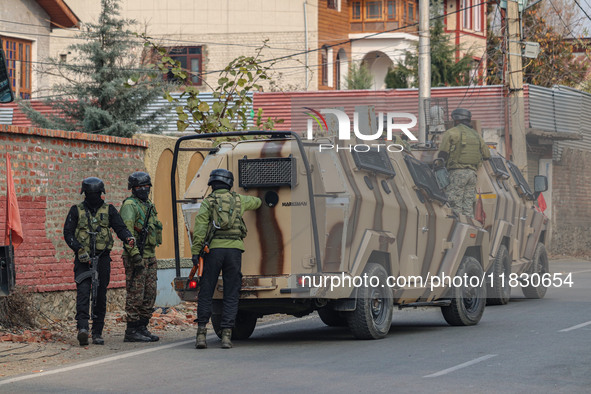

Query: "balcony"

xmin=349 ymin=0 xmax=419 ymax=33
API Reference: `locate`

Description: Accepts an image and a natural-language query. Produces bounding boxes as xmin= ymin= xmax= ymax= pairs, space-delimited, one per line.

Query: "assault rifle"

xmin=74 ymin=228 xmax=100 ymax=320
xmin=135 ymin=204 xmax=154 ymax=258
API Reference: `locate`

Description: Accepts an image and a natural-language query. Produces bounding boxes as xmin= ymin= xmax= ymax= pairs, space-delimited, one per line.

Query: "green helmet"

xmin=451 ymin=108 xmax=471 ymax=122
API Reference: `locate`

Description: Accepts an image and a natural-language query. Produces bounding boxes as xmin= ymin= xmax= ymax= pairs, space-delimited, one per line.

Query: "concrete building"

xmin=48 ymin=0 xmax=319 ymax=92
xmin=0 ymin=0 xmax=79 ymax=99
xmin=317 ymin=0 xmax=487 ymax=90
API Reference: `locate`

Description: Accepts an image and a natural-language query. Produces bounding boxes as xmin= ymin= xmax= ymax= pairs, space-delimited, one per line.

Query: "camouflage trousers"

xmin=446 ymin=168 xmax=477 ymax=218
xmin=123 ymin=255 xmax=157 ymax=323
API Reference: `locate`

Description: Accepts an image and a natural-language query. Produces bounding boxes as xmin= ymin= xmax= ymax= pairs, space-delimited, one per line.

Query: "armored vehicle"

xmin=171 ymin=131 xmax=492 ymax=340
xmin=476 ymin=150 xmax=549 ymax=304
xmin=416 ymin=143 xmax=549 ymax=306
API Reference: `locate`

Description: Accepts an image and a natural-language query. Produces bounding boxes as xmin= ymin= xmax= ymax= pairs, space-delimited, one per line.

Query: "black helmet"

xmin=128 ymin=171 xmax=152 ymax=190
xmin=208 ymin=169 xmax=234 ymax=189
xmin=451 ymin=108 xmax=472 ymax=121
xmin=80 ymin=177 xmax=105 ymax=194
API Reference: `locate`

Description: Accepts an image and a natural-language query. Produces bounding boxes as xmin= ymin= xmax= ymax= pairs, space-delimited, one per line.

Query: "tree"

xmin=20 ymin=0 xmax=169 ymax=137
xmin=386 ymin=19 xmax=473 ymax=89
xmin=143 ymin=38 xmax=282 ymax=135
xmin=487 ymin=3 xmax=588 ymax=88
xmin=345 ymin=62 xmax=373 ymax=90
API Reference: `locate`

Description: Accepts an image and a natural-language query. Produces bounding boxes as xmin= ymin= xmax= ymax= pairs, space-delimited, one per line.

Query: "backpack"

xmin=207 ymin=191 xmax=247 ymax=239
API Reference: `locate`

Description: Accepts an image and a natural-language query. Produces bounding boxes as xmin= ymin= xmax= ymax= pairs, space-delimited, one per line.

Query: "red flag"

xmin=5 ymin=153 xmax=23 ymax=248
xmin=537 ymin=192 xmax=547 ymax=213
xmin=475 ymin=192 xmax=486 ymax=225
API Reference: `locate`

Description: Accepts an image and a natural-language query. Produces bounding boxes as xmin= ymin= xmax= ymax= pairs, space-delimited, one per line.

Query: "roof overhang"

xmin=35 ymin=0 xmax=80 ymax=29
xmin=526 ymin=128 xmax=582 ymax=141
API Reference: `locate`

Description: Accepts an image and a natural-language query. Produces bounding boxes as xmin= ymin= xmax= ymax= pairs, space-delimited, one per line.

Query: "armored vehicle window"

xmin=404 ymin=155 xmax=448 ymax=203
xmin=351 ymin=148 xmax=396 ymax=177
xmin=489 ymin=156 xmax=510 ymax=178
xmin=506 ymin=161 xmax=534 ymax=200
xmin=238 ymin=157 xmax=296 ymax=188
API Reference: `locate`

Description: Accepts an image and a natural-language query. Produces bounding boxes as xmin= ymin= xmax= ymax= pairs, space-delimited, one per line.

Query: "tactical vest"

xmin=122 ymin=197 xmax=163 ymax=247
xmin=75 ymin=203 xmax=113 ymax=252
xmin=448 ymin=124 xmax=483 ymax=169
xmin=206 ymin=192 xmax=247 ymax=240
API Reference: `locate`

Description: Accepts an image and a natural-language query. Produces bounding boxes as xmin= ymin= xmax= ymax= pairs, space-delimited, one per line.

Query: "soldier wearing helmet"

xmin=192 ymin=169 xmax=261 ymax=349
xmin=119 ymin=171 xmax=163 ymax=343
xmin=438 ymin=108 xmax=491 ymax=217
xmin=63 ymin=177 xmax=135 ymax=346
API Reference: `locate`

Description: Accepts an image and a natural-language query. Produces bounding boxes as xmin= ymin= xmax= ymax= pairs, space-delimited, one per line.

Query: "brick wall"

xmin=0 ymin=125 xmax=147 ymax=292
xmin=551 ymin=147 xmax=591 ymax=255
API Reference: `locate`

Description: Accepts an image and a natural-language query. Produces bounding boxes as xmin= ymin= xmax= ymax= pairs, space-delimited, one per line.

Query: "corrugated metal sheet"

xmin=144 ymin=92 xmax=254 ymax=134
xmin=253 ymin=86 xmax=508 ymax=135
xmin=528 ymin=85 xmax=556 ymax=132
xmin=552 ymin=86 xmax=591 ymax=160
xmin=2 ymin=93 xmax=253 ymax=134
xmin=0 ymin=107 xmax=13 ymax=125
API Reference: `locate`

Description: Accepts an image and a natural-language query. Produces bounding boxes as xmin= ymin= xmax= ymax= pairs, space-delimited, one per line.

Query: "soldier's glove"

xmin=126 ymin=237 xmax=136 ymax=248
xmin=130 ymin=253 xmax=143 ymax=266
xmin=192 ymin=254 xmax=199 ymax=267
xmin=77 ymin=249 xmax=90 ymax=264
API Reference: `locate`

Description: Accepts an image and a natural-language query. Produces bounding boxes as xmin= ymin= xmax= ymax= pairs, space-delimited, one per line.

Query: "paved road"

xmin=1 ymin=260 xmax=590 ymax=393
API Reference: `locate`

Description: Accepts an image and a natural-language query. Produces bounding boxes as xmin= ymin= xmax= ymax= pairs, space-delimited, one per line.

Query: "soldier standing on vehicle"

xmin=192 ymin=169 xmax=261 ymax=349
xmin=63 ymin=177 xmax=135 ymax=346
xmin=120 ymin=172 xmax=163 ymax=343
xmin=438 ymin=108 xmax=491 ymax=217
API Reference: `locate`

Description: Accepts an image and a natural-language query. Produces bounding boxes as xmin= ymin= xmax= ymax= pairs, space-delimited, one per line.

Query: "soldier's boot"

xmin=77 ymin=328 xmax=89 ymax=346
xmin=92 ymin=322 xmax=104 ymax=345
xmin=195 ymin=326 xmax=207 ymax=349
xmin=220 ymin=328 xmax=232 ymax=349
xmin=138 ymin=318 xmax=159 ymax=342
xmin=124 ymin=322 xmax=152 ymax=343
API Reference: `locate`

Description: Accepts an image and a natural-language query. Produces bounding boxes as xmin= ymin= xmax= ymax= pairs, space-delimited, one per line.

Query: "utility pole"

xmin=506 ymin=0 xmax=527 ymax=177
xmin=418 ymin=0 xmax=431 ymax=144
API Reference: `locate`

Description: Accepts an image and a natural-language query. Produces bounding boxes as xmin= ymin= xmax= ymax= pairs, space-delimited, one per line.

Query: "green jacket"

xmin=191 ymin=189 xmax=262 ymax=255
xmin=119 ymin=196 xmax=162 ymax=258
xmin=439 ymin=123 xmax=491 ymax=171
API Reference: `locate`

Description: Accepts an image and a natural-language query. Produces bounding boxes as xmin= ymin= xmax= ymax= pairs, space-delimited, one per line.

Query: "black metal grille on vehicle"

xmin=404 ymin=155 xmax=447 ymax=203
xmin=352 ymin=148 xmax=396 ymax=176
xmin=489 ymin=156 xmax=510 ymax=178
xmin=238 ymin=157 xmax=296 ymax=188
xmin=506 ymin=160 xmax=534 ymax=200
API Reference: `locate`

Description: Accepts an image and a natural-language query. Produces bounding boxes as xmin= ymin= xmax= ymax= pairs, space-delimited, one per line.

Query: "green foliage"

xmin=487 ymin=4 xmax=588 ymax=88
xmin=142 ymin=38 xmax=283 ymax=135
xmin=345 ymin=62 xmax=373 ymax=90
xmin=20 ymin=0 xmax=169 ymax=137
xmin=386 ymin=20 xmax=473 ymax=88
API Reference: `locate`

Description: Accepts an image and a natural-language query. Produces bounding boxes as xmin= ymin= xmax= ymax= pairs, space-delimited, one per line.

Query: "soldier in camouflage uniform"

xmin=192 ymin=169 xmax=261 ymax=349
xmin=119 ymin=172 xmax=163 ymax=343
xmin=438 ymin=108 xmax=491 ymax=217
xmin=63 ymin=177 xmax=135 ymax=346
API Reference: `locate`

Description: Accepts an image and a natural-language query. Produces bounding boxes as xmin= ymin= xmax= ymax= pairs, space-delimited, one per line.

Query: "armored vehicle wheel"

xmin=318 ymin=307 xmax=348 ymax=327
xmin=487 ymin=245 xmax=511 ymax=305
xmin=441 ymin=256 xmax=486 ymax=326
xmin=346 ymin=263 xmax=393 ymax=339
xmin=212 ymin=311 xmax=258 ymax=340
xmin=522 ymin=243 xmax=549 ymax=299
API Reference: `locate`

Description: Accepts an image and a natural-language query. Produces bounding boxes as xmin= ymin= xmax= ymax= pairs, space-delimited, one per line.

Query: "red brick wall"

xmin=551 ymin=147 xmax=591 ymax=255
xmin=0 ymin=125 xmax=148 ymax=292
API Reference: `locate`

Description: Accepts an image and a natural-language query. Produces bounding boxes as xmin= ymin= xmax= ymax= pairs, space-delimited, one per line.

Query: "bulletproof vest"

xmin=122 ymin=197 xmax=163 ymax=247
xmin=448 ymin=124 xmax=483 ymax=168
xmin=206 ymin=191 xmax=247 ymax=240
xmin=75 ymin=203 xmax=113 ymax=252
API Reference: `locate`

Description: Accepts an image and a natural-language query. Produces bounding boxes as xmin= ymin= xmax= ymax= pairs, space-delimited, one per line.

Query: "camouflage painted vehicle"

xmin=475 ymin=149 xmax=549 ymax=305
xmin=416 ymin=144 xmax=549 ymax=306
xmin=171 ymin=131 xmax=492 ymax=340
